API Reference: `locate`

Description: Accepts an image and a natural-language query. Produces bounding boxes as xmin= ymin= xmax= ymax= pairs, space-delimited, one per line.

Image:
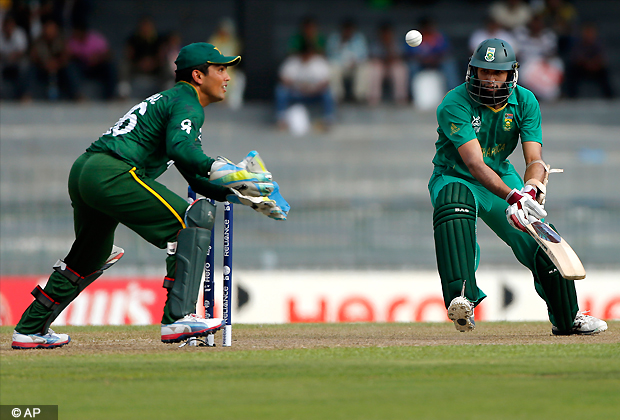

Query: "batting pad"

xmin=433 ymin=183 xmax=484 ymax=308
xmin=533 ymin=247 xmax=579 ymax=332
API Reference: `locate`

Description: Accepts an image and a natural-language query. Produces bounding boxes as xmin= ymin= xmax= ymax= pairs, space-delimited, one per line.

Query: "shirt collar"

xmin=177 ymin=81 xmax=200 ymax=101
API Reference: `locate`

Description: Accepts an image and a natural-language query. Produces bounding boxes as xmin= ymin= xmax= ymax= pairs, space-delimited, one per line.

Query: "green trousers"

xmin=17 ymin=152 xmax=190 ymax=333
xmin=429 ymin=167 xmax=578 ymax=329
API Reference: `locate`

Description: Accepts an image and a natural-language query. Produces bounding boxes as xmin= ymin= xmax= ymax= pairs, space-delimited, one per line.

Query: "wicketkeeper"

xmin=12 ymin=43 xmax=290 ymax=349
xmin=429 ymin=38 xmax=606 ymax=335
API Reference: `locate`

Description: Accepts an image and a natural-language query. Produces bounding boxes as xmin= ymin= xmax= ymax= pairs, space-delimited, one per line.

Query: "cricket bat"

xmin=524 ymin=221 xmax=586 ymax=280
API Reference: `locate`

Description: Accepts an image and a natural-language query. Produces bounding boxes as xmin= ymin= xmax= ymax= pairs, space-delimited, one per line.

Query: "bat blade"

xmin=525 ymin=221 xmax=586 ymax=280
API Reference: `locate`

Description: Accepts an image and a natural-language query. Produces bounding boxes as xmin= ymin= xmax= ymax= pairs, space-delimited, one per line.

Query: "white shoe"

xmin=161 ymin=314 xmax=225 ymax=343
xmin=12 ymin=329 xmax=70 ymax=349
xmin=448 ymin=296 xmax=475 ymax=332
xmin=552 ymin=312 xmax=608 ymax=335
xmin=101 ymin=245 xmax=124 ymax=271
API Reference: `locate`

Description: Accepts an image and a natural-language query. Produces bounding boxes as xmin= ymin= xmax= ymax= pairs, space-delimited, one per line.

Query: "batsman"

xmin=429 ymin=38 xmax=606 ymax=335
xmin=12 ymin=43 xmax=289 ymax=349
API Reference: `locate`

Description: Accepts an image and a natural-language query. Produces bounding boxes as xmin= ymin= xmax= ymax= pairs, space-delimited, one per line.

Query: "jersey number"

xmin=104 ymin=94 xmax=162 ymax=136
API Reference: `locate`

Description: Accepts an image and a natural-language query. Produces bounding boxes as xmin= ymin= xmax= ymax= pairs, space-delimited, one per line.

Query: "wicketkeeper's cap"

xmin=175 ymin=42 xmax=241 ymax=70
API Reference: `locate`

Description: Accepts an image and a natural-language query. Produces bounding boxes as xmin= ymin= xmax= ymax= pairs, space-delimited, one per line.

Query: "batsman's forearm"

xmin=523 ymin=163 xmax=546 ymax=185
xmin=468 ymin=162 xmax=512 ymax=199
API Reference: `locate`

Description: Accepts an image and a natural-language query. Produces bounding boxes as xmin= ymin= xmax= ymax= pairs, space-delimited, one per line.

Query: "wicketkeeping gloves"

xmin=505 ymin=186 xmax=547 ymax=232
xmin=226 ymin=182 xmax=290 ymax=221
xmin=209 ymin=153 xmax=274 ymax=197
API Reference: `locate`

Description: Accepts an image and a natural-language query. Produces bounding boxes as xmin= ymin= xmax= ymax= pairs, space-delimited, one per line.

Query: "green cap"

xmin=175 ymin=42 xmax=241 ymax=70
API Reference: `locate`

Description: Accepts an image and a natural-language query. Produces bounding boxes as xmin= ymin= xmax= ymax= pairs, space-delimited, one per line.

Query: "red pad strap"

xmin=163 ymin=276 xmax=175 ymax=289
xmin=53 ymin=259 xmax=85 ymax=285
xmin=31 ymin=286 xmax=60 ymax=310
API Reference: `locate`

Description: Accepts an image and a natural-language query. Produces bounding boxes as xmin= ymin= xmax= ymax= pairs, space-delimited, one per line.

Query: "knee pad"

xmin=185 ymin=197 xmax=216 ymax=229
xmin=533 ymin=247 xmax=578 ymax=332
xmin=433 ymin=183 xmax=479 ymax=306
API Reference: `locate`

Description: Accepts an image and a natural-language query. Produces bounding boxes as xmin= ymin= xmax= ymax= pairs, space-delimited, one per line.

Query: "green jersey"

xmin=432 ymin=83 xmax=542 ymax=182
xmin=88 ymin=82 xmax=213 ymax=180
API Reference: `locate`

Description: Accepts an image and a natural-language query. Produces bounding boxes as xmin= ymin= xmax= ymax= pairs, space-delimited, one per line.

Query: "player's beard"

xmin=479 ymin=84 xmax=509 ymax=106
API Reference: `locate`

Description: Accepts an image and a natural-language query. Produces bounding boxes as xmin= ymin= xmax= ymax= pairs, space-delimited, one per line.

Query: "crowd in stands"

xmin=1 ymin=0 xmax=120 ymax=101
xmin=0 ymin=0 xmax=616 ymax=116
xmin=274 ymin=0 xmax=615 ymax=130
xmin=483 ymin=0 xmax=614 ymax=101
xmin=0 ymin=2 xmax=245 ymax=106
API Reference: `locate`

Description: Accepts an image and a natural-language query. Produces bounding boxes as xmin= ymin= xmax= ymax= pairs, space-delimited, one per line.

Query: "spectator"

xmin=514 ymin=13 xmax=563 ymax=101
xmin=0 ymin=12 xmax=29 ymax=99
xmin=489 ymin=0 xmax=533 ymax=30
xmin=540 ymin=0 xmax=579 ymax=61
xmin=36 ymin=0 xmax=92 ymax=31
xmin=325 ymin=18 xmax=369 ymax=103
xmin=119 ymin=15 xmax=164 ymax=98
xmin=405 ymin=16 xmax=460 ymax=93
xmin=564 ymin=22 xmax=614 ymax=99
xmin=65 ymin=0 xmax=93 ymax=30
xmin=67 ymin=22 xmax=117 ymax=100
xmin=514 ymin=13 xmax=558 ymax=65
xmin=208 ymin=17 xmax=245 ymax=109
xmin=9 ymin=0 xmax=42 ymax=43
xmin=27 ymin=17 xmax=77 ymax=100
xmin=275 ymin=39 xmax=335 ymax=131
xmin=161 ymin=31 xmax=182 ymax=89
xmin=366 ymin=22 xmax=408 ymax=106
xmin=288 ymin=15 xmax=326 ymax=55
xmin=469 ymin=14 xmax=517 ymax=54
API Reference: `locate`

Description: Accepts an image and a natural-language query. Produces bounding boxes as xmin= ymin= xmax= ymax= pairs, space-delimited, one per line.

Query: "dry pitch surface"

xmin=1 ymin=322 xmax=618 ymax=355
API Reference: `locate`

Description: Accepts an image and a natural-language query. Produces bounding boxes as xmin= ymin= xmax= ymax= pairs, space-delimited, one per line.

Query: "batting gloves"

xmin=505 ymin=186 xmax=547 ymax=232
xmin=209 ymin=155 xmax=274 ymax=197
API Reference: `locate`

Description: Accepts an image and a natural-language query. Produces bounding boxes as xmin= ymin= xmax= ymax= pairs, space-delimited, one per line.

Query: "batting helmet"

xmin=466 ymin=38 xmax=519 ymax=106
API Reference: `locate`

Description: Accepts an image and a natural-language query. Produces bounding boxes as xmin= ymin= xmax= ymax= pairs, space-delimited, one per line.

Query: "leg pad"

xmin=533 ymin=247 xmax=578 ymax=332
xmin=32 ymin=286 xmax=60 ymax=310
xmin=166 ymin=227 xmax=212 ymax=320
xmin=433 ymin=183 xmax=483 ymax=307
xmin=40 ymin=261 xmax=104 ymax=333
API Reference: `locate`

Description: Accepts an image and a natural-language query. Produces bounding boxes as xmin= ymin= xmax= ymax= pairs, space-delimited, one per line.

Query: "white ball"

xmin=405 ymin=29 xmax=422 ymax=47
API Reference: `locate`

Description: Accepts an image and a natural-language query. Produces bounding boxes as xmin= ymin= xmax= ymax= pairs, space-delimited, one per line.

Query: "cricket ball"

xmin=405 ymin=29 xmax=422 ymax=47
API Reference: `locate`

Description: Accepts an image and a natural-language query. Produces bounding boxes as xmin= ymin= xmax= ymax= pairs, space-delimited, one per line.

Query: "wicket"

xmin=188 ymin=186 xmax=233 ymax=347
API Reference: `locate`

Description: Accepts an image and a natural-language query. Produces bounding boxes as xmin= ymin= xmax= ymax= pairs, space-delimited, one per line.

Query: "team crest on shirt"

xmin=485 ymin=47 xmax=496 ymax=62
xmin=503 ymin=113 xmax=514 ymax=131
xmin=471 ymin=116 xmax=481 ymax=133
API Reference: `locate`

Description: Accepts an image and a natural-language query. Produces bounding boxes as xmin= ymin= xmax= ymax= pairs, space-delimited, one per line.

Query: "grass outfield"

xmin=1 ymin=323 xmax=619 ymax=420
